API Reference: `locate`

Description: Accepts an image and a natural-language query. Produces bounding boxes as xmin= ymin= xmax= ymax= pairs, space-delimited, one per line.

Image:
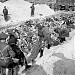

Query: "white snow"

xmin=18 ymin=30 xmax=75 ymax=75
xmin=0 ymin=0 xmax=75 ymax=75
xmin=0 ymin=0 xmax=56 ymax=27
xmin=35 ymin=34 xmax=75 ymax=75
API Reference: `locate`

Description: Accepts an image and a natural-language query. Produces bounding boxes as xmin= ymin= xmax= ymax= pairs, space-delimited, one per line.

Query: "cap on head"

xmin=4 ymin=6 xmax=6 ymax=8
xmin=32 ymin=2 xmax=34 ymax=5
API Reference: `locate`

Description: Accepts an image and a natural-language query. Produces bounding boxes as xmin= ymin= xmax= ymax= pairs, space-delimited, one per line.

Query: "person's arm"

xmin=3 ymin=9 xmax=5 ymax=14
xmin=30 ymin=6 xmax=32 ymax=8
xmin=6 ymin=9 xmax=8 ymax=15
xmin=33 ymin=7 xmax=35 ymax=10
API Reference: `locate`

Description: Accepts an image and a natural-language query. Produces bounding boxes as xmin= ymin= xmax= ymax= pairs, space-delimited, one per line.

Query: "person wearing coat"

xmin=41 ymin=26 xmax=53 ymax=49
xmin=8 ymin=34 xmax=18 ymax=45
xmin=8 ymin=34 xmax=31 ymax=71
xmin=3 ymin=6 xmax=8 ymax=21
xmin=30 ymin=3 xmax=35 ymax=16
xmin=0 ymin=35 xmax=16 ymax=75
xmin=27 ymin=39 xmax=41 ymax=64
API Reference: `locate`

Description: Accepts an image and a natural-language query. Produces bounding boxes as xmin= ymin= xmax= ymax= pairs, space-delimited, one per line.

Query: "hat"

xmin=6 ymin=29 xmax=15 ymax=35
xmin=4 ymin=6 xmax=6 ymax=8
xmin=0 ymin=32 xmax=8 ymax=40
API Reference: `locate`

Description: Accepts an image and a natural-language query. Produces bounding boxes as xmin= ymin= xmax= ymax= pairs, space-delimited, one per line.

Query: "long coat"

xmin=3 ymin=8 xmax=8 ymax=21
xmin=42 ymin=27 xmax=53 ymax=45
xmin=27 ymin=39 xmax=41 ymax=63
xmin=30 ymin=4 xmax=35 ymax=16
xmin=0 ymin=42 xmax=16 ymax=68
xmin=3 ymin=8 xmax=8 ymax=16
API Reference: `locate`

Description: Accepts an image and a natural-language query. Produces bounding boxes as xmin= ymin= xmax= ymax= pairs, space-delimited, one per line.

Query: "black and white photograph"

xmin=0 ymin=0 xmax=75 ymax=75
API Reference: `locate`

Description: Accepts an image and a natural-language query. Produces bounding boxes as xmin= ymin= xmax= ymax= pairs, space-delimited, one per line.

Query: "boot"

xmin=47 ymin=44 xmax=51 ymax=49
xmin=40 ymin=49 xmax=43 ymax=57
xmin=24 ymin=58 xmax=31 ymax=71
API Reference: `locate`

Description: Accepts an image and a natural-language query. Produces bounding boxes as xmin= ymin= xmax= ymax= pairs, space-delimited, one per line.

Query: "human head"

xmin=9 ymin=34 xmax=15 ymax=38
xmin=0 ymin=36 xmax=7 ymax=42
xmin=0 ymin=39 xmax=6 ymax=42
xmin=0 ymin=32 xmax=8 ymax=42
xmin=32 ymin=2 xmax=34 ymax=5
xmin=4 ymin=6 xmax=6 ymax=9
xmin=8 ymin=34 xmax=17 ymax=45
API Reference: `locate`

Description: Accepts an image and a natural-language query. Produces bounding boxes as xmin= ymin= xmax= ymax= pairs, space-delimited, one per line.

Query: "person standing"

xmin=0 ymin=33 xmax=15 ymax=75
xmin=30 ymin=3 xmax=35 ymax=16
xmin=3 ymin=6 xmax=8 ymax=21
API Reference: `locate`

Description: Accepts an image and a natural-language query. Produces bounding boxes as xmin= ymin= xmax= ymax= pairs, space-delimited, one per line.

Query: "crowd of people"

xmin=0 ymin=12 xmax=75 ymax=75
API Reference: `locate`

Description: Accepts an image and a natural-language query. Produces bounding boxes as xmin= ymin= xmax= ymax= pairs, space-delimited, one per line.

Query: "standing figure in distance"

xmin=30 ymin=3 xmax=35 ymax=17
xmin=3 ymin=6 xmax=8 ymax=21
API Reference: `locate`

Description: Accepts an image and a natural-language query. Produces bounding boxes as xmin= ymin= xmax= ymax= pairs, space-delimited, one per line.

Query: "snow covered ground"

xmin=35 ymin=34 xmax=75 ymax=75
xmin=0 ymin=0 xmax=56 ymax=27
xmin=0 ymin=0 xmax=75 ymax=75
xmin=18 ymin=30 xmax=75 ymax=75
